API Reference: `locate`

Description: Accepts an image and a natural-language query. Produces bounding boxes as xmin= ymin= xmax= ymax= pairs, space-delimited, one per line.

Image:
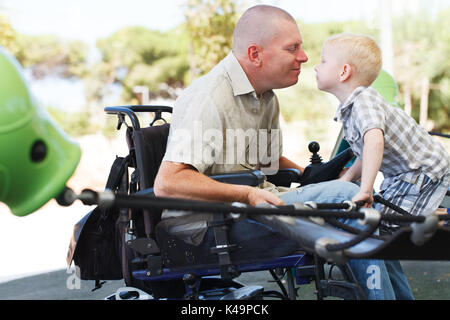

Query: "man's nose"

xmin=297 ymin=49 xmax=308 ymax=63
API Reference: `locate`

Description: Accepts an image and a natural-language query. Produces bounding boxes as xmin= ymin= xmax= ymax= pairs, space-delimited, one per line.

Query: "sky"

xmin=4 ymin=0 xmax=449 ymax=45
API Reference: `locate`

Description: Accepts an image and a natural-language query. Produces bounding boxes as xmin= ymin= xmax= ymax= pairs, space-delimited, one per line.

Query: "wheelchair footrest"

xmin=294 ymin=265 xmax=315 ymax=285
xmin=220 ymin=285 xmax=264 ymax=300
xmin=146 ymin=255 xmax=163 ymax=277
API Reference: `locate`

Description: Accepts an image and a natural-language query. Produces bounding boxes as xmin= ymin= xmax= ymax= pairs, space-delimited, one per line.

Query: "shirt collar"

xmin=334 ymin=86 xmax=367 ymax=121
xmin=222 ymin=51 xmax=257 ymax=97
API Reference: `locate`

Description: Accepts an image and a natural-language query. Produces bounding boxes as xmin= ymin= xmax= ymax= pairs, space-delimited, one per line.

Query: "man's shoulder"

xmin=179 ymin=65 xmax=234 ymax=106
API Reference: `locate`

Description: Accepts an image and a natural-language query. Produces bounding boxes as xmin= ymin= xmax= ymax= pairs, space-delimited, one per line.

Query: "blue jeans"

xmin=195 ymin=180 xmax=413 ymax=299
xmin=384 ymin=260 xmax=415 ymax=300
xmin=279 ymin=180 xmax=412 ymax=300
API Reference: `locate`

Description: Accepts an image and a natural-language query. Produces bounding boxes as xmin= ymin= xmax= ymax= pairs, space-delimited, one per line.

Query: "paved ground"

xmin=1 ymin=261 xmax=449 ymax=300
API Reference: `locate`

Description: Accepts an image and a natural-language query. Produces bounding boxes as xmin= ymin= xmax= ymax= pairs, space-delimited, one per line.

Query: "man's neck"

xmin=236 ymin=55 xmax=266 ymax=96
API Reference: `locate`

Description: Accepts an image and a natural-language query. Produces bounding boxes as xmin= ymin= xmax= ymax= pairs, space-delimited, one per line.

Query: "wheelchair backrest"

xmin=127 ymin=123 xmax=170 ymax=189
xmin=105 ymin=105 xmax=172 ymax=237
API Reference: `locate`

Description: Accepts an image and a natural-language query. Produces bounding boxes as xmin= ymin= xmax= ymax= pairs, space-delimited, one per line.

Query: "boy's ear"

xmin=248 ymin=44 xmax=262 ymax=67
xmin=340 ymin=64 xmax=352 ymax=82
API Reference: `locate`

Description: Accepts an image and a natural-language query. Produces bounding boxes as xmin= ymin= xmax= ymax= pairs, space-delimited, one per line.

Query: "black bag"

xmin=67 ymin=156 xmax=129 ymax=281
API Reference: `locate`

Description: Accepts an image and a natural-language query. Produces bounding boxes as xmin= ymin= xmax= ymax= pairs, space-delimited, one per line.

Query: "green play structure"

xmin=0 ymin=47 xmax=81 ymax=216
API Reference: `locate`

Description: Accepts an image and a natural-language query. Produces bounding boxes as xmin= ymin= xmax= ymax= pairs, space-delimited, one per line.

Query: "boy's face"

xmin=314 ymin=43 xmax=343 ymax=93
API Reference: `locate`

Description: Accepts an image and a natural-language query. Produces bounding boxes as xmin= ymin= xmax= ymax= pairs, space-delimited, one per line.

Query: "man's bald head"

xmin=233 ymin=5 xmax=297 ymax=58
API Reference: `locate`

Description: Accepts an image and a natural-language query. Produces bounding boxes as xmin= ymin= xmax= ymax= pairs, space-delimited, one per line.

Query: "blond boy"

xmin=315 ymin=33 xmax=450 ymax=300
xmin=315 ymin=33 xmax=450 ymax=235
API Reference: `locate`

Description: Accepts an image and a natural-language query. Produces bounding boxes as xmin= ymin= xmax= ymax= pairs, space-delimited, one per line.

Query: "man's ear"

xmin=248 ymin=45 xmax=262 ymax=67
xmin=340 ymin=64 xmax=352 ymax=82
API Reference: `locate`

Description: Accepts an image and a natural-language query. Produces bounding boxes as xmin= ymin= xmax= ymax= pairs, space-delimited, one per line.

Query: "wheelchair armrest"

xmin=136 ymin=170 xmax=265 ymax=198
xmin=266 ymin=169 xmax=302 ymax=187
xmin=136 ymin=188 xmax=155 ymax=196
xmin=210 ymin=170 xmax=266 ymax=187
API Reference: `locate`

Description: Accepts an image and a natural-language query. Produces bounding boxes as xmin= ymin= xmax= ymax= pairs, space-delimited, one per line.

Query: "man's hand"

xmin=246 ymin=187 xmax=285 ymax=206
xmin=352 ymin=190 xmax=374 ymax=208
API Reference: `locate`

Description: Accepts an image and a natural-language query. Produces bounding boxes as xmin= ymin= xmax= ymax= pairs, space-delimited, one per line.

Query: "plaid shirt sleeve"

xmin=352 ymin=90 xmax=387 ymax=138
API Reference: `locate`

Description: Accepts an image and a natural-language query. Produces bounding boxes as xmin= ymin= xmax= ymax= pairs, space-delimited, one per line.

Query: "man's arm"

xmin=278 ymin=156 xmax=305 ymax=174
xmin=154 ymin=161 xmax=285 ymax=206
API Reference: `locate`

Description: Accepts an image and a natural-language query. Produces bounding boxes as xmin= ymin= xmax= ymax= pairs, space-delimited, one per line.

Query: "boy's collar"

xmin=334 ymin=86 xmax=368 ymax=121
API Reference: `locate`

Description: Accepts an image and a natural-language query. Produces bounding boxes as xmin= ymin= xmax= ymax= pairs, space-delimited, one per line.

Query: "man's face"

xmin=315 ymin=43 xmax=342 ymax=93
xmin=260 ymin=20 xmax=308 ymax=90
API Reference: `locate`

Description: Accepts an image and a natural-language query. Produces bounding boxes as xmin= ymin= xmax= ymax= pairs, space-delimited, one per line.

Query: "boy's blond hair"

xmin=325 ymin=33 xmax=382 ymax=86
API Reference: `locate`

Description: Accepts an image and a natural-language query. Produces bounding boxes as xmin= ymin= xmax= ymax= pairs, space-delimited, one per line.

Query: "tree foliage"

xmin=0 ymin=14 xmax=17 ymax=51
xmin=0 ymin=14 xmax=88 ymax=79
xmin=393 ymin=9 xmax=450 ymax=130
xmin=93 ymin=26 xmax=190 ymax=103
xmin=12 ymin=34 xmax=88 ymax=79
xmin=184 ymin=0 xmax=242 ymax=76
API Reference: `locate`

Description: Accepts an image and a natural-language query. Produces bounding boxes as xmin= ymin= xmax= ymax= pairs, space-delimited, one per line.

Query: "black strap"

xmin=105 ymin=156 xmax=130 ymax=191
xmin=102 ymin=155 xmax=131 ymax=285
xmin=209 ymin=213 xmax=239 ymax=279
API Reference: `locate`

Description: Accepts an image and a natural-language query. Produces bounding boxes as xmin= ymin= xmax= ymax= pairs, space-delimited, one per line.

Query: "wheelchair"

xmin=68 ymin=104 xmax=373 ymax=300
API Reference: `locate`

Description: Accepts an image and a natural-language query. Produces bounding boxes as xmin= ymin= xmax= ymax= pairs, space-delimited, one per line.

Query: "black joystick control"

xmin=298 ymin=141 xmax=354 ymax=187
xmin=308 ymin=141 xmax=323 ymax=165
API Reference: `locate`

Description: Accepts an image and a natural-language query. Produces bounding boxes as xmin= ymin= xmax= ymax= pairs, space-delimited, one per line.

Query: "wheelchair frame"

xmin=100 ymin=104 xmax=367 ymax=300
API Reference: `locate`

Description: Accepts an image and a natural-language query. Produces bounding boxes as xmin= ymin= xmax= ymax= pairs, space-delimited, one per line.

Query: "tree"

xmin=0 ymin=14 xmax=17 ymax=51
xmin=93 ymin=26 xmax=190 ymax=103
xmin=1 ymin=13 xmax=89 ymax=79
xmin=11 ymin=34 xmax=89 ymax=79
xmin=393 ymin=9 xmax=450 ymax=131
xmin=184 ymin=0 xmax=242 ymax=77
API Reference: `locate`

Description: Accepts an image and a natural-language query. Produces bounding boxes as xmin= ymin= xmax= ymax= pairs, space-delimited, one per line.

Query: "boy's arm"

xmin=339 ymin=157 xmax=362 ymax=182
xmin=353 ymin=128 xmax=384 ymax=207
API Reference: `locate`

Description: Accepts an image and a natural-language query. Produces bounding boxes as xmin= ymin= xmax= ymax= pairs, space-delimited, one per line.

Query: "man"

xmin=155 ymin=5 xmax=307 ymax=205
xmin=154 ymin=5 xmax=396 ymax=300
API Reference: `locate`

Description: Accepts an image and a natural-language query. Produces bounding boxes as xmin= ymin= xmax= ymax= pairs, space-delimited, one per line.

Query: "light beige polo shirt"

xmin=163 ymin=51 xmax=283 ymax=177
xmin=160 ymin=52 xmax=292 ymax=235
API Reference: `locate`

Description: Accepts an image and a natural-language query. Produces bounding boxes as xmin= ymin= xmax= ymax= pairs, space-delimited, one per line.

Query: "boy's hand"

xmin=352 ymin=191 xmax=374 ymax=208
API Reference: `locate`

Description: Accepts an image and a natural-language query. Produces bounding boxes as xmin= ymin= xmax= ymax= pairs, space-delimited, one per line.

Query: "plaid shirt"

xmin=334 ymin=86 xmax=450 ymax=184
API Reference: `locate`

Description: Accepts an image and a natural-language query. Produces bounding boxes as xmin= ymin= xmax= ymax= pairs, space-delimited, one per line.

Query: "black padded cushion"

xmin=128 ymin=123 xmax=170 ymax=188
